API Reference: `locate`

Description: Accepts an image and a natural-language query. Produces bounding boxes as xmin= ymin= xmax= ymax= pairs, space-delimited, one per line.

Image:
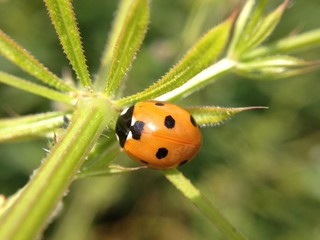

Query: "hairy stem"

xmin=0 ymin=98 xmax=113 ymax=240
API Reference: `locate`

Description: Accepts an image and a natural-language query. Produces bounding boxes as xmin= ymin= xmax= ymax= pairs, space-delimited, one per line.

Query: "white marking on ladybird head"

xmin=131 ymin=115 xmax=136 ymax=127
xmin=115 ymin=133 xmax=120 ymax=142
xmin=127 ymin=131 xmax=133 ymax=140
xmin=120 ymin=107 xmax=129 ymax=116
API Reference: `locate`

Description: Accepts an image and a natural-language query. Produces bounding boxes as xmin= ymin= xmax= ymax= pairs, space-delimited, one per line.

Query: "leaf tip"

xmin=278 ymin=0 xmax=290 ymax=13
xmin=238 ymin=106 xmax=269 ymax=111
xmin=226 ymin=7 xmax=239 ymax=24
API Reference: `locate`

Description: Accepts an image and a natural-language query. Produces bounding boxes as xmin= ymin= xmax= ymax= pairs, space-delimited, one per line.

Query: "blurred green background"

xmin=1 ymin=0 xmax=320 ymax=239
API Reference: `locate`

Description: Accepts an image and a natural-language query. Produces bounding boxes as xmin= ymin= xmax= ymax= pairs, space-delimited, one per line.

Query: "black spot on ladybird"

xmin=164 ymin=115 xmax=175 ymax=129
xmin=63 ymin=115 xmax=70 ymax=129
xmin=155 ymin=102 xmax=165 ymax=106
xmin=130 ymin=121 xmax=145 ymax=140
xmin=190 ymin=115 xmax=197 ymax=127
xmin=156 ymin=148 xmax=168 ymax=159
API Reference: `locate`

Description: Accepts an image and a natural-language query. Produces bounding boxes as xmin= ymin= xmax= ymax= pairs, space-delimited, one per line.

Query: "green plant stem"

xmin=0 ymin=98 xmax=113 ymax=240
xmin=163 ymin=169 xmax=248 ymax=240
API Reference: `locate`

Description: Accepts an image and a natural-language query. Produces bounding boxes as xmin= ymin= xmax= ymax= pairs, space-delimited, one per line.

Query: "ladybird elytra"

xmin=115 ymin=100 xmax=202 ymax=169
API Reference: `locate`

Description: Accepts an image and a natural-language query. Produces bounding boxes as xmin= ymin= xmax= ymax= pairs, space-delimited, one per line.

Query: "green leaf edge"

xmin=0 ymin=30 xmax=74 ymax=92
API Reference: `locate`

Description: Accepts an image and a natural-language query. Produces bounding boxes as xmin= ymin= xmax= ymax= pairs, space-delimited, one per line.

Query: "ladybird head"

xmin=115 ymin=105 xmax=134 ymax=147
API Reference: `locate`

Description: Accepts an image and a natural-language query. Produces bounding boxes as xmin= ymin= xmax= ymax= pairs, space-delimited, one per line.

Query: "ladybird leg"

xmin=109 ymin=164 xmax=148 ymax=172
xmin=63 ymin=115 xmax=70 ymax=128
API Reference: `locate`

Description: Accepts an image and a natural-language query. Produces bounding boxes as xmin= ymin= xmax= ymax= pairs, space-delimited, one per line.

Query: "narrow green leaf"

xmin=164 ymin=169 xmax=248 ymax=240
xmin=44 ymin=0 xmax=92 ymax=89
xmin=265 ymin=65 xmax=320 ymax=79
xmin=116 ymin=15 xmax=235 ymax=107
xmin=188 ymin=106 xmax=267 ymax=127
xmin=240 ymin=0 xmax=267 ymax=40
xmin=0 ymin=30 xmax=74 ymax=92
xmin=239 ymin=0 xmax=289 ymax=55
xmin=237 ymin=65 xmax=319 ymax=80
xmin=236 ymin=55 xmax=319 ymax=80
xmin=0 ymin=72 xmax=74 ymax=104
xmin=95 ymin=0 xmax=136 ymax=89
xmin=227 ymin=0 xmax=255 ymax=57
xmin=0 ymin=112 xmax=66 ymax=142
xmin=238 ymin=55 xmax=316 ymax=69
xmin=103 ymin=0 xmax=149 ymax=96
xmin=180 ymin=0 xmax=216 ymax=50
xmin=243 ymin=28 xmax=320 ymax=60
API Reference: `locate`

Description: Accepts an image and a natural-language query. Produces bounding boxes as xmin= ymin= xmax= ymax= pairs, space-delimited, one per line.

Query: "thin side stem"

xmin=163 ymin=168 xmax=248 ymax=240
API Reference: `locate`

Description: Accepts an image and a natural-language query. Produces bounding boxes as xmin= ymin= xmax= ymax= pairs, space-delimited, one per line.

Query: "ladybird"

xmin=115 ymin=100 xmax=202 ymax=169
